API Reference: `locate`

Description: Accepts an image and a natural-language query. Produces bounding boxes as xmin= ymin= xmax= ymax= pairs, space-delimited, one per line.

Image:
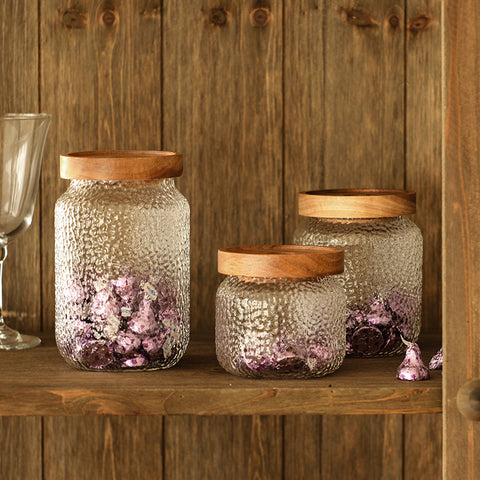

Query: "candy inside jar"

xmin=62 ymin=273 xmax=182 ymax=370
xmin=346 ymin=289 xmax=419 ymax=356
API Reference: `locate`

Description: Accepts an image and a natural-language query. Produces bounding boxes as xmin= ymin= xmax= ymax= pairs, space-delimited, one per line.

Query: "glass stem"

xmin=0 ymin=245 xmax=8 ymax=325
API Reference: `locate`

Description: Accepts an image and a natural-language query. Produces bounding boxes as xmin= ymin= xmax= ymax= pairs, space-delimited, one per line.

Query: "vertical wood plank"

xmin=323 ymin=0 xmax=405 ymax=189
xmin=406 ymin=0 xmax=442 ymax=333
xmin=164 ymin=416 xmax=282 ymax=480
xmin=404 ymin=414 xmax=442 ymax=479
xmin=0 ymin=0 xmax=41 ymax=334
xmin=0 ymin=417 xmax=42 ymax=480
xmin=163 ymin=0 xmax=283 ymax=333
xmin=43 ymin=416 xmax=163 ymax=480
xmin=0 ymin=4 xmax=42 ymax=480
xmin=41 ymin=2 xmax=164 ymax=479
xmin=283 ymin=0 xmax=325 ymax=240
xmin=444 ymin=1 xmax=480 ymax=478
xmin=321 ymin=415 xmax=403 ymax=479
xmin=284 ymin=416 xmax=321 ymax=480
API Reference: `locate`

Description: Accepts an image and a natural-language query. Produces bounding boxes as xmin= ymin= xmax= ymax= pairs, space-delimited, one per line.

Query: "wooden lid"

xmin=60 ymin=150 xmax=183 ymax=180
xmin=218 ymin=245 xmax=344 ymax=278
xmin=298 ymin=189 xmax=416 ymax=219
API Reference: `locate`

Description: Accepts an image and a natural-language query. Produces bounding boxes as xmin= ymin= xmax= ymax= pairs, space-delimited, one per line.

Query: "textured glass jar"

xmin=294 ymin=189 xmax=423 ymax=357
xmin=216 ymin=245 xmax=346 ymax=378
xmin=55 ymin=150 xmax=190 ymax=371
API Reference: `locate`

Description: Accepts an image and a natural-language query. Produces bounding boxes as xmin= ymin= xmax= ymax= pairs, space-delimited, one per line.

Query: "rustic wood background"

xmin=0 ymin=1 xmax=442 ymax=478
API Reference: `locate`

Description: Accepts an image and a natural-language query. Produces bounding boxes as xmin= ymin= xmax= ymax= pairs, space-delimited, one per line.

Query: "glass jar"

xmin=294 ymin=189 xmax=423 ymax=357
xmin=55 ymin=150 xmax=190 ymax=371
xmin=215 ymin=245 xmax=346 ymax=378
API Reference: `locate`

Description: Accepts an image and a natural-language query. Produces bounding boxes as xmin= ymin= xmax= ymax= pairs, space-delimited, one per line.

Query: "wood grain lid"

xmin=298 ymin=189 xmax=416 ymax=219
xmin=60 ymin=150 xmax=183 ymax=180
xmin=218 ymin=245 xmax=344 ymax=278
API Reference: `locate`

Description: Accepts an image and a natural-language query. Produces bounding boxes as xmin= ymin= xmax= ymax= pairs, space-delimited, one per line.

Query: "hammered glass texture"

xmin=55 ymin=179 xmax=190 ymax=371
xmin=294 ymin=216 xmax=423 ymax=356
xmin=215 ymin=275 xmax=346 ymax=378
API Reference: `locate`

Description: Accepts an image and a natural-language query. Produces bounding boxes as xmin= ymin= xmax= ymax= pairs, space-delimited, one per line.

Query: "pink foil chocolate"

xmin=239 ymin=339 xmax=337 ymax=377
xmin=396 ymin=341 xmax=430 ymax=381
xmin=346 ymin=290 xmax=419 ymax=356
xmin=429 ymin=347 xmax=443 ymax=370
xmin=64 ymin=271 xmax=181 ymax=370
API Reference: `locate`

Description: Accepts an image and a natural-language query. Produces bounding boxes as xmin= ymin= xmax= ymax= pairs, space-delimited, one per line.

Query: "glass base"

xmin=0 ymin=323 xmax=41 ymax=350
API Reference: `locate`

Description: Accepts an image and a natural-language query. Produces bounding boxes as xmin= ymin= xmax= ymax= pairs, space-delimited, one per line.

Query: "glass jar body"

xmin=294 ymin=216 xmax=423 ymax=357
xmin=215 ymin=275 xmax=346 ymax=378
xmin=55 ymin=179 xmax=190 ymax=371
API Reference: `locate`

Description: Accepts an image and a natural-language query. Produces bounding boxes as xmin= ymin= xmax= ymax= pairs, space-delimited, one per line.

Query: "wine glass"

xmin=0 ymin=113 xmax=51 ymax=350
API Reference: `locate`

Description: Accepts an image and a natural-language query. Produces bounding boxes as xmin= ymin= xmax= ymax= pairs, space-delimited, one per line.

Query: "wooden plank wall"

xmin=443 ymin=1 xmax=480 ymax=478
xmin=0 ymin=1 xmax=442 ymax=479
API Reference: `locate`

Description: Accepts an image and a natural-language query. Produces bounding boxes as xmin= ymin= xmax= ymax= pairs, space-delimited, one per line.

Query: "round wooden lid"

xmin=218 ymin=245 xmax=344 ymax=278
xmin=60 ymin=150 xmax=183 ymax=180
xmin=298 ymin=189 xmax=416 ymax=219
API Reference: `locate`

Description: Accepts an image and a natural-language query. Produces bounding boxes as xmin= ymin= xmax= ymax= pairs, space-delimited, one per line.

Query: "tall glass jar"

xmin=55 ymin=150 xmax=190 ymax=371
xmin=216 ymin=245 xmax=346 ymax=378
xmin=294 ymin=189 xmax=423 ymax=357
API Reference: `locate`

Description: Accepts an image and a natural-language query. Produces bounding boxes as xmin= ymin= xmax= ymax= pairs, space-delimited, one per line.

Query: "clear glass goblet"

xmin=0 ymin=113 xmax=51 ymax=350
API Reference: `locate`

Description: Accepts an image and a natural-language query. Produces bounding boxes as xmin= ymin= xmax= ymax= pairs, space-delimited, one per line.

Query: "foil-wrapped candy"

xmin=429 ymin=347 xmax=443 ymax=370
xmin=62 ymin=271 xmax=180 ymax=369
xmin=396 ymin=339 xmax=430 ymax=381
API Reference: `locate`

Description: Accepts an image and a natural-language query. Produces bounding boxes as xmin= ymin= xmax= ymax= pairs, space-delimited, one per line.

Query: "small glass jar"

xmin=294 ymin=189 xmax=423 ymax=357
xmin=55 ymin=150 xmax=190 ymax=371
xmin=215 ymin=245 xmax=346 ymax=378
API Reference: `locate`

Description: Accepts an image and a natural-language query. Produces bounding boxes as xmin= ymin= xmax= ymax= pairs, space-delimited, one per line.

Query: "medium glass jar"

xmin=294 ymin=189 xmax=423 ymax=357
xmin=215 ymin=245 xmax=346 ymax=378
xmin=55 ymin=150 xmax=190 ymax=371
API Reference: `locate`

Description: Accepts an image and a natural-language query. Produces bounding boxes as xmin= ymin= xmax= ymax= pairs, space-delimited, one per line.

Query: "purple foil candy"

xmin=80 ymin=341 xmax=114 ymax=369
xmin=346 ymin=309 xmax=365 ymax=330
xmin=114 ymin=331 xmax=141 ymax=355
xmin=112 ymin=275 xmax=137 ymax=296
xmin=366 ymin=298 xmax=393 ymax=327
xmin=65 ymin=280 xmax=86 ymax=304
xmin=429 ymin=347 xmax=443 ymax=370
xmin=387 ymin=289 xmax=417 ymax=321
xmin=128 ymin=299 xmax=157 ymax=335
xmin=162 ymin=308 xmax=180 ymax=327
xmin=396 ymin=343 xmax=430 ymax=381
xmin=351 ymin=325 xmax=384 ymax=355
xmin=142 ymin=331 xmax=169 ymax=355
xmin=122 ymin=355 xmax=148 ymax=368
xmin=64 ymin=272 xmax=182 ymax=369
xmin=275 ymin=349 xmax=305 ymax=371
xmin=91 ymin=289 xmax=120 ymax=317
xmin=307 ymin=344 xmax=333 ymax=370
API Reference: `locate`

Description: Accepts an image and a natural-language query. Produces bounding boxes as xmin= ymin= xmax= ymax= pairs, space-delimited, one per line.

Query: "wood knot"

xmin=249 ymin=7 xmax=271 ymax=27
xmin=62 ymin=8 xmax=88 ymax=29
xmin=407 ymin=14 xmax=432 ymax=33
xmin=342 ymin=7 xmax=378 ymax=28
xmin=209 ymin=7 xmax=228 ymax=27
xmin=388 ymin=14 xmax=399 ymax=29
xmin=100 ymin=9 xmax=118 ymax=27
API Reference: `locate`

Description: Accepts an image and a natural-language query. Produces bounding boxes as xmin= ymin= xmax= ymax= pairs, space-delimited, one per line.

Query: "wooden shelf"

xmin=0 ymin=334 xmax=442 ymax=416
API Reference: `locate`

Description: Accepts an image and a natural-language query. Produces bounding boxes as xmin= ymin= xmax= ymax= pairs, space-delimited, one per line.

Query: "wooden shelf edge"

xmin=0 ymin=333 xmax=442 ymax=417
